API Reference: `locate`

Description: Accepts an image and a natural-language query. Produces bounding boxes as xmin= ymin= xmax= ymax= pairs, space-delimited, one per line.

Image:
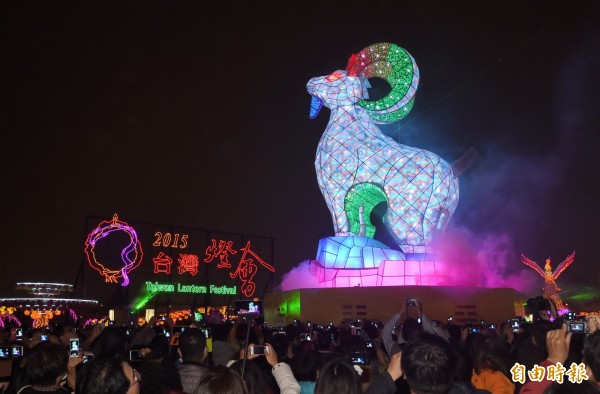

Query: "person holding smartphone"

xmin=242 ymin=343 xmax=300 ymax=394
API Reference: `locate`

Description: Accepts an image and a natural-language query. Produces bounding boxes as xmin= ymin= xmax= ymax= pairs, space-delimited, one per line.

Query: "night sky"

xmin=2 ymin=2 xmax=599 ymax=303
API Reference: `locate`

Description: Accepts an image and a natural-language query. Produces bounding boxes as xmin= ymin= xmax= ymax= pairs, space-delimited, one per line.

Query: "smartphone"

xmin=250 ymin=345 xmax=269 ymax=356
xmin=0 ymin=347 xmax=11 ymax=360
xmin=300 ymin=333 xmax=312 ymax=341
xmin=510 ymin=319 xmax=520 ymax=332
xmin=40 ymin=334 xmax=49 ymax=342
xmin=366 ymin=340 xmax=374 ymax=349
xmin=16 ymin=328 xmax=23 ymax=340
xmin=12 ymin=346 xmax=24 ymax=357
xmin=351 ymin=327 xmax=362 ymax=336
xmin=69 ymin=338 xmax=80 ymax=357
xmin=129 ymin=349 xmax=144 ymax=361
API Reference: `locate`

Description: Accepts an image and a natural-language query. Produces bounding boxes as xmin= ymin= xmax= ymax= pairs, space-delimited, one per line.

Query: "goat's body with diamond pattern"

xmin=307 ymin=44 xmax=459 ymax=254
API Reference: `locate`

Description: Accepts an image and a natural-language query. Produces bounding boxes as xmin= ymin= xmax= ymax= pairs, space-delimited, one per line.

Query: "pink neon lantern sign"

xmin=84 ymin=214 xmax=143 ymax=286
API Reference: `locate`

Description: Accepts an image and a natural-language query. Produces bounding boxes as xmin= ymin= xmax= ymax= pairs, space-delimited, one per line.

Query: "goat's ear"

xmin=346 ymin=54 xmax=359 ymax=76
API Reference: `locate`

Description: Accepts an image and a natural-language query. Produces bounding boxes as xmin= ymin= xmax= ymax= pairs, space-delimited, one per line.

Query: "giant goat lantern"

xmin=307 ymin=43 xmax=459 ymax=280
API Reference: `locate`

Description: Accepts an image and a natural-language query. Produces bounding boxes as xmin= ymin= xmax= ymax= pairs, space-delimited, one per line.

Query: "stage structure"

xmin=78 ymin=214 xmax=275 ymax=313
xmin=306 ymin=42 xmax=460 ymax=287
xmin=0 ymin=282 xmax=98 ymax=328
xmin=521 ymin=251 xmax=576 ymax=313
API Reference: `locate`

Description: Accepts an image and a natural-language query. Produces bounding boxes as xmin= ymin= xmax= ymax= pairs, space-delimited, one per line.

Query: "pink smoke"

xmin=434 ymin=226 xmax=539 ymax=294
xmin=277 ymin=260 xmax=321 ymax=291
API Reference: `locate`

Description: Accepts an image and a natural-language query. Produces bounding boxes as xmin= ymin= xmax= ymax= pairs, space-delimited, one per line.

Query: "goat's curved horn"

xmin=350 ymin=43 xmax=419 ymax=124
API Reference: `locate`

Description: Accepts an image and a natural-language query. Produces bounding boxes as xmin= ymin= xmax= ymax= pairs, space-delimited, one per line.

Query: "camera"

xmin=567 ymin=320 xmax=587 ymax=333
xmin=0 ymin=347 xmax=11 ymax=360
xmin=129 ymin=349 xmax=144 ymax=361
xmin=12 ymin=346 xmax=24 ymax=357
xmin=250 ymin=345 xmax=269 ymax=356
xmin=349 ymin=351 xmax=368 ymax=365
xmin=406 ymin=298 xmax=418 ymax=307
xmin=300 ymin=333 xmax=312 ymax=342
xmin=82 ymin=352 xmax=94 ymax=363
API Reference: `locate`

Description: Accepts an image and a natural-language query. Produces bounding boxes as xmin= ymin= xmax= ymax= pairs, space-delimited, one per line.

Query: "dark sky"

xmin=2 ymin=1 xmax=599 ymax=301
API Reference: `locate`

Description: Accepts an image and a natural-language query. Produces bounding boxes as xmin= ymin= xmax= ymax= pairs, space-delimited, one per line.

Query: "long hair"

xmin=471 ymin=335 xmax=513 ymax=376
xmin=314 ymin=359 xmax=361 ymax=394
xmin=77 ymin=357 xmax=130 ymax=394
xmin=194 ymin=366 xmax=248 ymax=394
xmin=26 ymin=343 xmax=68 ymax=386
xmin=229 ymin=359 xmax=268 ymax=394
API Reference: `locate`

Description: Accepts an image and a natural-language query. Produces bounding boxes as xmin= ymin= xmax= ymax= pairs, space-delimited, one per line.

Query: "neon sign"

xmin=149 ymin=239 xmax=274 ymax=297
xmin=145 ymin=281 xmax=237 ymax=295
xmin=84 ymin=214 xmax=143 ymax=286
xmin=153 ymin=252 xmax=173 ymax=274
xmin=231 ymin=241 xmax=275 ymax=297
xmin=177 ymin=254 xmax=200 ymax=276
xmin=204 ymin=239 xmax=237 ymax=269
xmin=153 ymin=232 xmax=188 ymax=249
xmin=84 ymin=216 xmax=274 ymax=298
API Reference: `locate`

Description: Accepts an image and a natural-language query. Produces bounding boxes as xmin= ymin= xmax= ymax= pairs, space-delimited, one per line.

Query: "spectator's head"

xmin=78 ymin=357 xmax=138 ymax=394
xmin=146 ymin=334 xmax=170 ymax=359
xmin=583 ymin=330 xmax=600 ymax=383
xmin=26 ymin=343 xmax=68 ymax=386
xmin=140 ymin=356 xmax=183 ymax=394
xmin=316 ymin=331 xmax=333 ymax=351
xmin=97 ymin=326 xmax=129 ymax=359
xmin=56 ymin=325 xmax=78 ymax=347
xmin=401 ymin=333 xmax=456 ymax=394
xmin=178 ymin=328 xmax=207 ymax=363
xmin=193 ymin=365 xmax=248 ymax=394
xmin=471 ymin=335 xmax=512 ymax=376
xmin=290 ymin=351 xmax=318 ymax=382
xmin=267 ymin=332 xmax=290 ymax=361
xmin=229 ymin=359 xmax=268 ymax=394
xmin=314 ymin=359 xmax=361 ymax=394
xmin=401 ymin=317 xmax=424 ymax=342
xmin=529 ymin=319 xmax=555 ymax=353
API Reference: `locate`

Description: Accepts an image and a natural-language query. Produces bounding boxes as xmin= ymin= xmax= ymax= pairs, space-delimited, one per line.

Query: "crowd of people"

xmin=1 ymin=297 xmax=600 ymax=394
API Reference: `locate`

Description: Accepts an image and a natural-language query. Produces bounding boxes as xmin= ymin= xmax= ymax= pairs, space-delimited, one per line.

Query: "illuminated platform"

xmin=265 ymin=286 xmax=524 ymax=326
xmin=310 ymin=236 xmax=456 ymax=287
